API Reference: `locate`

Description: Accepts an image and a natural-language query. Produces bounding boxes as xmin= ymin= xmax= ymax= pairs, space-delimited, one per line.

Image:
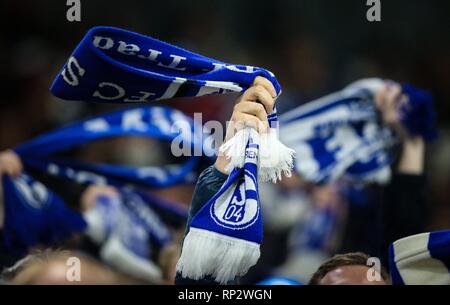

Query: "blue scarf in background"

xmin=389 ymin=230 xmax=450 ymax=285
xmin=50 ymin=26 xmax=292 ymax=284
xmin=84 ymin=189 xmax=184 ymax=282
xmin=15 ymin=106 xmax=201 ymax=188
xmin=3 ymin=106 xmax=198 ymax=256
xmin=401 ymin=84 xmax=437 ymax=142
xmin=1 ymin=174 xmax=86 ymax=256
xmin=280 ymin=78 xmax=437 ymax=184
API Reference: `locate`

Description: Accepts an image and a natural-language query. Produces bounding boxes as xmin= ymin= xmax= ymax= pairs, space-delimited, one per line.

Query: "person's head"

xmin=309 ymin=252 xmax=389 ymax=285
xmin=1 ymin=248 xmax=148 ymax=284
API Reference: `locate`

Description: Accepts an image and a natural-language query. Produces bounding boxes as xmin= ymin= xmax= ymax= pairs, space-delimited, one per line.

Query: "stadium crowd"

xmin=0 ymin=0 xmax=449 ymax=285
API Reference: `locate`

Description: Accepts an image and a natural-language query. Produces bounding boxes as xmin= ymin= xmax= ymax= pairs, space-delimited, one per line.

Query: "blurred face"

xmin=319 ymin=265 xmax=387 ymax=285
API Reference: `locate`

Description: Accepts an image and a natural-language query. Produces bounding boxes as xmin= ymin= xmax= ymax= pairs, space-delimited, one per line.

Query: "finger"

xmin=231 ymin=112 xmax=268 ymax=133
xmin=240 ymin=85 xmax=275 ymax=114
xmin=101 ymin=185 xmax=119 ymax=196
xmin=12 ymin=154 xmax=24 ymax=174
xmin=94 ymin=185 xmax=118 ymax=197
xmin=15 ymin=161 xmax=23 ymax=175
xmin=398 ymin=94 xmax=409 ymax=108
xmin=374 ymin=85 xmax=389 ymax=110
xmin=234 ymin=101 xmax=268 ymax=123
xmin=9 ymin=159 xmax=22 ymax=177
xmin=9 ymin=164 xmax=19 ymax=177
xmin=1 ymin=162 xmax=16 ymax=177
xmin=385 ymin=85 xmax=402 ymax=110
xmin=253 ymin=76 xmax=277 ymax=98
xmin=5 ymin=166 xmax=17 ymax=177
xmin=81 ymin=185 xmax=118 ymax=211
xmin=0 ymin=151 xmax=23 ymax=177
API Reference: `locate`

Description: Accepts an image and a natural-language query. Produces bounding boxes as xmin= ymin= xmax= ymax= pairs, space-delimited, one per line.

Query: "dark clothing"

xmin=380 ymin=173 xmax=426 ymax=263
xmin=183 ymin=166 xmax=228 ymax=236
xmin=339 ymin=172 xmax=426 ymax=265
xmin=175 ymin=165 xmax=231 ymax=285
xmin=176 ymin=164 xmax=427 ymax=284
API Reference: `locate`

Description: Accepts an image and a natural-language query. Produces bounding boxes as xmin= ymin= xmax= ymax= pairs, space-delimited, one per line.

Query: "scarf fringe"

xmin=176 ymin=227 xmax=260 ymax=284
xmin=220 ymin=128 xmax=295 ymax=183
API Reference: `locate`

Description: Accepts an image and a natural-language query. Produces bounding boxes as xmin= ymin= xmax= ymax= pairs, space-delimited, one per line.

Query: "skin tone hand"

xmin=0 ymin=150 xmax=24 ymax=228
xmin=215 ymin=76 xmax=277 ymax=174
xmin=0 ymin=150 xmax=23 ymax=177
xmin=375 ymin=82 xmax=425 ymax=175
xmin=80 ymin=184 xmax=119 ymax=212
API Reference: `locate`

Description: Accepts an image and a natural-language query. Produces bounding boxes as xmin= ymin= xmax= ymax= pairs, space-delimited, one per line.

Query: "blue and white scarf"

xmin=84 ymin=189 xmax=185 ymax=282
xmin=389 ymin=230 xmax=450 ymax=285
xmin=14 ymin=106 xmax=201 ymax=188
xmin=50 ymin=26 xmax=280 ymax=103
xmin=51 ymin=26 xmax=294 ymax=284
xmin=280 ymin=78 xmax=437 ymax=184
xmin=177 ymin=116 xmax=294 ymax=284
xmin=2 ymin=106 xmax=198 ymax=256
xmin=1 ymin=174 xmax=86 ymax=256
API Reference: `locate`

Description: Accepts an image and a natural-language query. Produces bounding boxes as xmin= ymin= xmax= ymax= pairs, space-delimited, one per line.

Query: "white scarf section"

xmin=220 ymin=127 xmax=296 ymax=183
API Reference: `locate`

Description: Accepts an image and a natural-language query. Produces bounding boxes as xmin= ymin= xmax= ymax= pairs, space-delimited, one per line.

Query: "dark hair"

xmin=308 ymin=252 xmax=389 ymax=285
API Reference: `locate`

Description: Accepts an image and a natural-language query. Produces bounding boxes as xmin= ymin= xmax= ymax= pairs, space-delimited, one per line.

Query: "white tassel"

xmin=259 ymin=128 xmax=296 ymax=183
xmin=220 ymin=129 xmax=249 ymax=172
xmin=219 ymin=128 xmax=295 ymax=183
xmin=176 ymin=227 xmax=260 ymax=284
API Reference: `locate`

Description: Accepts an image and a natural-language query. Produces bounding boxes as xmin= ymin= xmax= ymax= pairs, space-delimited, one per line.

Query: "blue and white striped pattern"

xmin=14 ymin=106 xmax=200 ymax=188
xmin=2 ymin=106 xmax=196 ymax=256
xmin=389 ymin=230 xmax=450 ymax=285
xmin=1 ymin=174 xmax=87 ymax=256
xmin=51 ymin=26 xmax=280 ymax=104
xmin=177 ymin=128 xmax=264 ymax=284
xmin=47 ymin=26 xmax=285 ymax=283
xmin=280 ymin=79 xmax=394 ymax=184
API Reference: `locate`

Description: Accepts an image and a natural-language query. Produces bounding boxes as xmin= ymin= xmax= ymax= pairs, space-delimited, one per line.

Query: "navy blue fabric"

xmin=2 ymin=174 xmax=87 ymax=256
xmin=428 ymin=230 xmax=450 ymax=273
xmin=280 ymin=82 xmax=437 ymax=184
xmin=14 ymin=106 xmax=200 ymax=188
xmin=388 ymin=243 xmax=405 ymax=285
xmin=50 ymin=26 xmax=280 ymax=103
xmin=2 ymin=106 xmax=197 ymax=256
xmin=189 ymin=137 xmax=262 ymax=245
xmin=280 ymin=88 xmax=392 ymax=184
xmin=401 ymin=84 xmax=438 ymax=142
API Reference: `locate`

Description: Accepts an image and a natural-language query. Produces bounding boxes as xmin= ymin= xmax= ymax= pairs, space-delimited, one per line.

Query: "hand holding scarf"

xmin=50 ymin=26 xmax=295 ymax=283
xmin=177 ymin=79 xmax=295 ymax=284
xmin=280 ymin=78 xmax=437 ymax=184
xmin=1 ymin=106 xmax=198 ymax=256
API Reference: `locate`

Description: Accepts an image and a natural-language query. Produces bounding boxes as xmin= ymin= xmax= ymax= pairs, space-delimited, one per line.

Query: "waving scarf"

xmin=50 ymin=26 xmax=280 ymax=103
xmin=84 ymin=189 xmax=185 ymax=282
xmin=2 ymin=106 xmax=199 ymax=256
xmin=15 ymin=106 xmax=201 ymax=188
xmin=51 ymin=26 xmax=294 ymax=284
xmin=1 ymin=174 xmax=86 ymax=256
xmin=280 ymin=78 xmax=437 ymax=184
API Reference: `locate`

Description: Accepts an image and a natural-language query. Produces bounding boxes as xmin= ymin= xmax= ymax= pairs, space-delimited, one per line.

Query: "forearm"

xmin=214 ymin=154 xmax=230 ymax=175
xmin=380 ymin=137 xmax=426 ymax=262
xmin=398 ymin=137 xmax=425 ymax=175
xmin=175 ymin=165 xmax=229 ymax=285
xmin=185 ymin=165 xmax=228 ymax=233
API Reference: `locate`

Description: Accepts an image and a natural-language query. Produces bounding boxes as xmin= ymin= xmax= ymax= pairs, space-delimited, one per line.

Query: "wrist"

xmin=398 ymin=136 xmax=425 ymax=175
xmin=214 ymin=155 xmax=230 ymax=175
xmin=403 ymin=136 xmax=424 ymax=151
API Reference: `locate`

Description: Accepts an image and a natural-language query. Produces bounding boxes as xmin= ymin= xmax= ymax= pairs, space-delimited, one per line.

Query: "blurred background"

xmin=0 ymin=0 xmax=448 ymax=284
